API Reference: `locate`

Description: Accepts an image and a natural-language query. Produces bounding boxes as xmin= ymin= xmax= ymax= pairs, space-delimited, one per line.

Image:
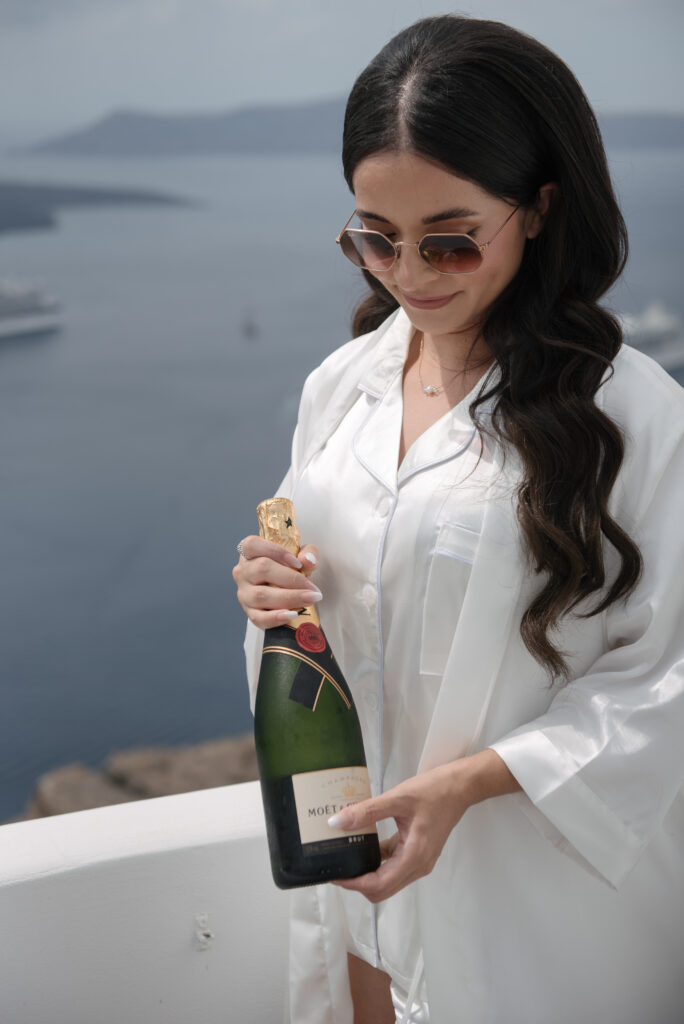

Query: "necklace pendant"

xmin=423 ymin=384 xmax=440 ymax=396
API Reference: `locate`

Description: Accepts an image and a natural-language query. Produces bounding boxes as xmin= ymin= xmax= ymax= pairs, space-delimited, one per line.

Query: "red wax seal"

xmin=295 ymin=623 xmax=326 ymax=653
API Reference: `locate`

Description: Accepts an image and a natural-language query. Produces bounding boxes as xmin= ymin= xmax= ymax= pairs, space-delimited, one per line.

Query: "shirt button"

xmin=361 ymin=583 xmax=376 ymax=607
xmin=376 ymin=495 xmax=391 ymax=518
xmin=364 ymin=691 xmax=379 ymax=711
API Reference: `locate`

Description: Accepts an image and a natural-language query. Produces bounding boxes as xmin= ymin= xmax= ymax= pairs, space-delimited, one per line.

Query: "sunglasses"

xmin=336 ymin=204 xmax=520 ymax=276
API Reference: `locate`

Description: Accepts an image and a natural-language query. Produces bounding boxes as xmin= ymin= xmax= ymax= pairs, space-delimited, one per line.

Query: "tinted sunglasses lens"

xmin=420 ymin=235 xmax=482 ymax=273
xmin=340 ymin=230 xmax=395 ymax=271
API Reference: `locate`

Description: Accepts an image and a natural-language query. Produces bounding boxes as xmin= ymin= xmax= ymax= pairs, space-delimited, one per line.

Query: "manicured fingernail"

xmin=327 ymin=813 xmax=344 ymax=829
xmin=306 ymin=590 xmax=323 ymax=602
xmin=278 ymin=610 xmax=298 ymax=622
xmin=303 ymin=552 xmax=317 ymax=566
xmin=287 ymin=555 xmax=303 ymax=569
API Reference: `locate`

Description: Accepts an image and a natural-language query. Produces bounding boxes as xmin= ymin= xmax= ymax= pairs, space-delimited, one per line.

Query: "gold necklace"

xmin=417 ymin=333 xmax=493 ymax=398
xmin=417 ymin=334 xmax=463 ymax=397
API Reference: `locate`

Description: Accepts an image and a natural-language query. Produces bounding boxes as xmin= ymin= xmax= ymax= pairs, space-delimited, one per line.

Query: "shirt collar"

xmin=357 ymin=306 xmax=414 ymax=398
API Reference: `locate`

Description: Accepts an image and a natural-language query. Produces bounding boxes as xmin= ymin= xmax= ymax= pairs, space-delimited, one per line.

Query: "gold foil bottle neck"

xmin=257 ymin=497 xmax=301 ymax=556
xmin=256 ymin=497 xmax=320 ymax=629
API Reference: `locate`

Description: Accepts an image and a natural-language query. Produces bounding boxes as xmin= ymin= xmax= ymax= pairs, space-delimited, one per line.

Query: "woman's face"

xmin=351 ymin=149 xmax=549 ymax=341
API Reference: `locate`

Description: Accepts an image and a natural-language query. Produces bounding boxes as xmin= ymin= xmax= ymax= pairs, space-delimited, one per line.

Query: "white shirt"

xmin=244 ymin=307 xmax=684 ymax=1024
xmin=292 ymin=320 xmax=494 ymax=992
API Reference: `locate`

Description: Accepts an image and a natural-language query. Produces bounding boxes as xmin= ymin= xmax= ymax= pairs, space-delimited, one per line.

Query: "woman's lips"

xmin=402 ymin=291 xmax=459 ymax=309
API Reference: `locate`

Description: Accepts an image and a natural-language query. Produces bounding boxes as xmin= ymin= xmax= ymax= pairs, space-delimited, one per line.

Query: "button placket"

xmin=376 ymin=495 xmax=391 ymax=518
xmin=368 ymin=488 xmax=396 ymax=969
xmin=364 ymin=690 xmax=379 ymax=711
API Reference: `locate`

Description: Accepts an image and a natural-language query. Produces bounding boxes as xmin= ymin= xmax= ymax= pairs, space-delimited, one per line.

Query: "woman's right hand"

xmin=232 ymin=535 xmax=321 ymax=630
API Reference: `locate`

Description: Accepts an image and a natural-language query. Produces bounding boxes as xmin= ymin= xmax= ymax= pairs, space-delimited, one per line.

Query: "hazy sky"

xmin=1 ymin=0 xmax=682 ymax=144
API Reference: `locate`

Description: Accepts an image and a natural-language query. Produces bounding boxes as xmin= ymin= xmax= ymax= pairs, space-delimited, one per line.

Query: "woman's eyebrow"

xmin=355 ymin=206 xmax=480 ymax=224
xmin=422 ymin=206 xmax=480 ymax=224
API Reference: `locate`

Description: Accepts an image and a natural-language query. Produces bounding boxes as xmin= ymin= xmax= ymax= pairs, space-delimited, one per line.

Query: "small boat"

xmin=0 ymin=278 xmax=61 ymax=340
xmin=240 ymin=313 xmax=259 ymax=341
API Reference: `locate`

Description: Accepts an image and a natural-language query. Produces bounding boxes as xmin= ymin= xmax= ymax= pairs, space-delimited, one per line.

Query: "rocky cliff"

xmin=8 ymin=734 xmax=259 ymax=823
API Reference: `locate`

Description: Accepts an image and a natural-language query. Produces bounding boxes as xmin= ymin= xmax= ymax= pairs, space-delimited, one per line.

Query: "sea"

xmin=0 ymin=148 xmax=682 ymax=823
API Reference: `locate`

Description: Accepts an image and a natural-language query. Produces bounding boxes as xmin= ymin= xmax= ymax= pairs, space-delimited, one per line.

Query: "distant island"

xmin=3 ymin=102 xmax=680 ymax=236
xmin=19 ymin=98 xmax=344 ymax=158
xmin=14 ymin=99 xmax=684 ymax=158
xmin=0 ymin=180 xmax=195 ymax=235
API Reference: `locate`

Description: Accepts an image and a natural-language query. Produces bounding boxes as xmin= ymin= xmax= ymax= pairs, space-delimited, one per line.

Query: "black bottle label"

xmin=262 ymin=631 xmax=354 ymax=711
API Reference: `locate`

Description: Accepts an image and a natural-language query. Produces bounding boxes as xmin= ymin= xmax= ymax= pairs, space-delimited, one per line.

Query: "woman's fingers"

xmin=233 ymin=536 xmax=322 ymax=629
xmin=326 ymin=791 xmax=403 ymax=833
xmin=379 ymin=833 xmax=400 ymax=860
xmin=241 ymin=556 xmax=310 ymax=589
xmin=298 ymin=544 xmax=319 ymax=580
xmin=335 ymin=841 xmax=423 ymax=903
xmin=329 ymin=766 xmax=472 ymax=902
xmin=247 ymin=583 xmax=322 ymax=612
xmin=237 ymin=534 xmax=303 ymax=570
xmin=235 ymin=574 xmax=323 ymax=625
xmin=237 ymin=555 xmax=321 ymax=596
xmin=247 ymin=607 xmax=309 ymax=630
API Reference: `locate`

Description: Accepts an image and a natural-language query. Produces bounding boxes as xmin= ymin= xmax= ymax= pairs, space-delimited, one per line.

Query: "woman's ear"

xmin=525 ymin=182 xmax=559 ymax=238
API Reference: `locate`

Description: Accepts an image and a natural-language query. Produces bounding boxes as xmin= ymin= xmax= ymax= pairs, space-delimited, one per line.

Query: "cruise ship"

xmin=619 ymin=300 xmax=684 ymax=372
xmin=0 ymin=278 xmax=61 ymax=340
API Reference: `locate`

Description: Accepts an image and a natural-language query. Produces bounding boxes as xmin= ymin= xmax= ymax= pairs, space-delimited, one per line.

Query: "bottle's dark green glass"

xmin=253 ymin=498 xmax=381 ymax=889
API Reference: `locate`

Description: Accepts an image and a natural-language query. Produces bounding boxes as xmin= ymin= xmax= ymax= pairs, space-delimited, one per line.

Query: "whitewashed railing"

xmin=0 ymin=781 xmax=290 ymax=1024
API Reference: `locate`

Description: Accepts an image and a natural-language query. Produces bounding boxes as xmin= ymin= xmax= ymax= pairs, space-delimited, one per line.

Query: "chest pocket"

xmin=419 ymin=520 xmax=481 ymax=677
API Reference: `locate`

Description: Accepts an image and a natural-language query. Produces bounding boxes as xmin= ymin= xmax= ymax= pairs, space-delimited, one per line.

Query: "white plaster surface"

xmin=0 ymin=781 xmax=290 ymax=1023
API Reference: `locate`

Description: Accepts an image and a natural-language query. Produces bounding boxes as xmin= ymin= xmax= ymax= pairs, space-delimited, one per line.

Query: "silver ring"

xmin=236 ymin=541 xmax=245 ymax=557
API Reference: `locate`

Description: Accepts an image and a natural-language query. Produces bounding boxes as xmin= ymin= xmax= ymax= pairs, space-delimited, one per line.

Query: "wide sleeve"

xmin=489 ymin=427 xmax=684 ymax=889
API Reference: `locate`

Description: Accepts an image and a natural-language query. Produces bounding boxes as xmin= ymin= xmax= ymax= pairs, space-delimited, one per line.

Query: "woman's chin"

xmin=400 ymin=303 xmax=482 ymax=341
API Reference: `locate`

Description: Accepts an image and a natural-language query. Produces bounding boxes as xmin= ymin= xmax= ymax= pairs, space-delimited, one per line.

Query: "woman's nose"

xmin=392 ymin=242 xmax=437 ymax=288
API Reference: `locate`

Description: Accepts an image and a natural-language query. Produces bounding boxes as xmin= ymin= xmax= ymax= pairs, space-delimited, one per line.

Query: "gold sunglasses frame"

xmin=335 ymin=204 xmax=520 ymax=276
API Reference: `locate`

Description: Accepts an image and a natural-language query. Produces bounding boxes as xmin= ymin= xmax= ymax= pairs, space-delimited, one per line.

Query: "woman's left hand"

xmin=330 ymin=761 xmax=474 ymax=903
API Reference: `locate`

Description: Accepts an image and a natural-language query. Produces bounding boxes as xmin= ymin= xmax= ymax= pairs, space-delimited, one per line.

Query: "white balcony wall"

xmin=0 ymin=781 xmax=290 ymax=1024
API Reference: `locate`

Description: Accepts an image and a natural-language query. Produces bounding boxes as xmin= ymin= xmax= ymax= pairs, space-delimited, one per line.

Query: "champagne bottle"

xmin=254 ymin=497 xmax=381 ymax=889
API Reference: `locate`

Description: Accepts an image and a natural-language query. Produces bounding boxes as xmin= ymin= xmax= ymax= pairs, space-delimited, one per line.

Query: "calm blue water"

xmin=0 ymin=149 xmax=682 ymax=822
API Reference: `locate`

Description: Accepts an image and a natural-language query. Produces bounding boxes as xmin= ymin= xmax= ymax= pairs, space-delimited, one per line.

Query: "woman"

xmin=233 ymin=16 xmax=684 ymax=1024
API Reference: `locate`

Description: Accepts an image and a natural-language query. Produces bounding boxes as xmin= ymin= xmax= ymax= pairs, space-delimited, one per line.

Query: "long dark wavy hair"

xmin=342 ymin=15 xmax=642 ymax=681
